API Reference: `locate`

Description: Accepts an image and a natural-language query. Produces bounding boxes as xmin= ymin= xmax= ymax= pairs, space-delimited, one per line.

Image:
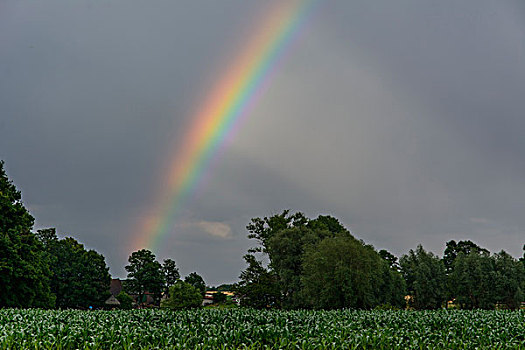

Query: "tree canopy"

xmin=37 ymin=229 xmax=111 ymax=308
xmin=0 ymin=161 xmax=54 ymax=308
xmin=162 ymin=258 xmax=180 ymax=292
xmin=239 ymin=210 xmax=406 ymax=309
xmin=184 ymin=272 xmax=206 ymax=297
xmin=125 ymin=249 xmax=165 ymax=305
xmin=400 ymin=245 xmax=447 ymax=310
xmin=161 ymin=280 xmax=202 ymax=310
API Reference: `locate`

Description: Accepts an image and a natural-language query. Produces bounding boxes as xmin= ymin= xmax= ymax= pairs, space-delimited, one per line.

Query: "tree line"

xmin=1 ymin=160 xmax=524 ymax=310
xmin=236 ymin=210 xmax=525 ymax=310
xmin=0 ymin=161 xmax=206 ymax=309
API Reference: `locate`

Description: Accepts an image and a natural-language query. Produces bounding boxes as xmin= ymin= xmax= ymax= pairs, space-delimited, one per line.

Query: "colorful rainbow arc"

xmin=133 ymin=0 xmax=318 ymax=252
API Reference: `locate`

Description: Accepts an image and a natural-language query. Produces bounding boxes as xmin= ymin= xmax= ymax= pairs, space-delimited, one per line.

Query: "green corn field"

xmin=0 ymin=309 xmax=524 ymax=349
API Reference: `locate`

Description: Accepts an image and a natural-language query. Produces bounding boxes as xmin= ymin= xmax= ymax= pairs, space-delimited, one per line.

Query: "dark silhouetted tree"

xmin=400 ymin=245 xmax=447 ymax=309
xmin=443 ymin=240 xmax=488 ymax=274
xmin=493 ymin=250 xmax=524 ymax=309
xmin=237 ymin=254 xmax=281 ymax=309
xmin=125 ymin=249 xmax=164 ymax=305
xmin=38 ymin=230 xmax=111 ymax=308
xmin=379 ymin=249 xmax=400 ymax=271
xmin=0 ymin=161 xmax=54 ymax=308
xmin=449 ymin=251 xmax=495 ymax=309
xmin=302 ymin=236 xmax=405 ymax=309
xmin=162 ymin=258 xmax=180 ymax=293
xmin=184 ymin=272 xmax=206 ymax=296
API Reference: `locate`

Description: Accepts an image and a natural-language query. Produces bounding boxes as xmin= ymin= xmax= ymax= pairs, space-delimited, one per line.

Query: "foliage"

xmin=162 ymin=258 xmax=180 ymax=292
xmin=213 ymin=291 xmax=227 ymax=304
xmin=443 ymin=240 xmax=489 ymax=274
xmin=161 ymin=280 xmax=202 ymax=310
xmin=241 ymin=210 xmax=405 ymax=309
xmin=217 ymin=284 xmax=235 ymax=292
xmin=116 ymin=292 xmax=134 ymax=310
xmin=37 ymin=230 xmax=111 ymax=308
xmin=400 ymin=245 xmax=447 ymax=309
xmin=125 ymin=249 xmax=165 ymax=305
xmin=492 ymin=250 xmax=524 ymax=309
xmin=302 ymin=236 xmax=405 ymax=309
xmin=0 ymin=161 xmax=54 ymax=308
xmin=379 ymin=249 xmax=400 ymax=271
xmin=237 ymin=254 xmax=281 ymax=309
xmin=449 ymin=251 xmax=495 ymax=309
xmin=1 ymin=309 xmax=525 ymax=349
xmin=184 ymin=272 xmax=206 ymax=296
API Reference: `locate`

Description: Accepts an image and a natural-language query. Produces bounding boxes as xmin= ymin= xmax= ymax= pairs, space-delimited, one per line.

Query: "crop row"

xmin=0 ymin=309 xmax=524 ymax=349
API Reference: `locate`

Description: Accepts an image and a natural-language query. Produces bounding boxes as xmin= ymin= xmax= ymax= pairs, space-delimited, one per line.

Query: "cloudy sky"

xmin=1 ymin=0 xmax=524 ymax=285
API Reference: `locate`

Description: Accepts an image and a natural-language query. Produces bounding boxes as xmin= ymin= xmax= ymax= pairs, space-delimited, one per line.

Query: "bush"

xmin=116 ymin=292 xmax=134 ymax=310
xmin=161 ymin=281 xmax=202 ymax=310
xmin=213 ymin=292 xmax=227 ymax=304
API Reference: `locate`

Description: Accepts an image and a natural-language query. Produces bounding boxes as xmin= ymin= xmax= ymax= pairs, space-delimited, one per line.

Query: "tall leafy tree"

xmin=400 ymin=245 xmax=447 ymax=309
xmin=246 ymin=210 xmax=308 ymax=256
xmin=125 ymin=249 xmax=165 ymax=305
xmin=184 ymin=272 xmax=206 ymax=296
xmin=0 ymin=161 xmax=54 ymax=308
xmin=162 ymin=258 xmax=180 ymax=293
xmin=449 ymin=251 xmax=495 ymax=309
xmin=302 ymin=236 xmax=405 ymax=309
xmin=242 ymin=210 xmax=405 ymax=309
xmin=267 ymin=226 xmax=313 ymax=309
xmin=237 ymin=254 xmax=281 ymax=309
xmin=493 ymin=250 xmax=524 ymax=310
xmin=245 ymin=211 xmax=310 ymax=308
xmin=443 ymin=240 xmax=488 ymax=274
xmin=37 ymin=230 xmax=111 ymax=308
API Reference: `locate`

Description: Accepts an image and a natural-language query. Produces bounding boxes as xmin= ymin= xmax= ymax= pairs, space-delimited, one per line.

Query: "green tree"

xmin=267 ymin=226 xmax=313 ymax=309
xmin=379 ymin=249 xmax=400 ymax=271
xmin=0 ymin=161 xmax=54 ymax=308
xmin=400 ymin=245 xmax=447 ymax=309
xmin=184 ymin=272 xmax=206 ymax=296
xmin=302 ymin=236 xmax=405 ymax=309
xmin=125 ymin=249 xmax=165 ymax=305
xmin=247 ymin=211 xmax=352 ymax=309
xmin=38 ymin=231 xmax=111 ymax=308
xmin=242 ymin=210 xmax=405 ymax=310
xmin=443 ymin=240 xmax=488 ymax=274
xmin=493 ymin=250 xmax=524 ymax=309
xmin=116 ymin=291 xmax=134 ymax=310
xmin=161 ymin=280 xmax=202 ymax=310
xmin=449 ymin=251 xmax=495 ymax=309
xmin=246 ymin=210 xmax=308 ymax=255
xmin=162 ymin=258 xmax=180 ymax=293
xmin=237 ymin=254 xmax=281 ymax=309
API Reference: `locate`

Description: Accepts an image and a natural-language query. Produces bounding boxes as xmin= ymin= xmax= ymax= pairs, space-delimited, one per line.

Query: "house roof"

xmin=105 ymin=295 xmax=121 ymax=305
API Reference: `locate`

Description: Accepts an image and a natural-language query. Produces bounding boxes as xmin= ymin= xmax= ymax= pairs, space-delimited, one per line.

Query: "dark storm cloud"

xmin=1 ymin=0 xmax=524 ymax=284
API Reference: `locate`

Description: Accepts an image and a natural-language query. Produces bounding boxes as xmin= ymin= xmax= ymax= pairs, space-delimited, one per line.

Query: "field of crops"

xmin=0 ymin=308 xmax=524 ymax=349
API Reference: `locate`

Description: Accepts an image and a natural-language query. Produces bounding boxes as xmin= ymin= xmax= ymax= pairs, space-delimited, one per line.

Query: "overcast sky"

xmin=1 ymin=1 xmax=524 ymax=285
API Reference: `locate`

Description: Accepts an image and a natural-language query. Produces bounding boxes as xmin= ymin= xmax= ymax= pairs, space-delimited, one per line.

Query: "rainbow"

xmin=133 ymin=0 xmax=318 ymax=252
